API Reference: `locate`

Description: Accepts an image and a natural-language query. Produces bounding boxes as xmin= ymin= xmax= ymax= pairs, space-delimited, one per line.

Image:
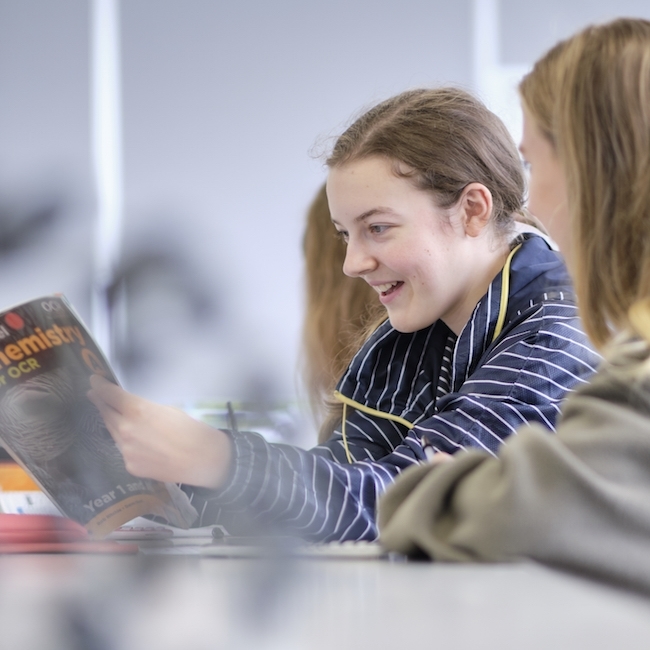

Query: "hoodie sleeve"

xmin=379 ymin=347 xmax=650 ymax=594
xmin=181 ymin=304 xmax=598 ymax=542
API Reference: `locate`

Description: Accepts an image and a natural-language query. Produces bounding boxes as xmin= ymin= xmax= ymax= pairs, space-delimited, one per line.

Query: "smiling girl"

xmin=87 ymin=87 xmax=599 ymax=541
xmin=328 ymin=156 xmax=507 ymax=336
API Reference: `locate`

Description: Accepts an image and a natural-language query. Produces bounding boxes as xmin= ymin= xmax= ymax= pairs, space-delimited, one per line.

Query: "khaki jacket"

xmin=379 ymin=339 xmax=650 ymax=594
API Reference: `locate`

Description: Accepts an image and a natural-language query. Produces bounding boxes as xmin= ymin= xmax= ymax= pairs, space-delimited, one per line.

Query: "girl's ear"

xmin=459 ymin=183 xmax=493 ymax=237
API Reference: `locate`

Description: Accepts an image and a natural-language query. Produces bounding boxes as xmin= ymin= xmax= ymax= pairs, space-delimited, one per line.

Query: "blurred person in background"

xmin=379 ymin=18 xmax=650 ymax=595
xmin=301 ymin=183 xmax=383 ymax=443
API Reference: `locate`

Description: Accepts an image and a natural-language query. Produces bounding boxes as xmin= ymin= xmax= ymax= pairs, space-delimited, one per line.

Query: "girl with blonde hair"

xmin=380 ymin=18 xmax=650 ymax=593
xmin=87 ymin=87 xmax=598 ymax=541
xmin=300 ymin=183 xmax=382 ymax=441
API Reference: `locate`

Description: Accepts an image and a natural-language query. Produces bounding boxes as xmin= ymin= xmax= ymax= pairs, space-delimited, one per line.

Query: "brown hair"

xmin=520 ymin=19 xmax=650 ymax=348
xmin=326 ymin=87 xmax=526 ymax=237
xmin=301 ymin=184 xmax=385 ymax=441
xmin=311 ymin=87 xmax=528 ymax=443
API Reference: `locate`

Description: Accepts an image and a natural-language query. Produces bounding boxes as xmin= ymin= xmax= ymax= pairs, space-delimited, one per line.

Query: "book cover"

xmin=0 ymin=294 xmax=197 ymax=537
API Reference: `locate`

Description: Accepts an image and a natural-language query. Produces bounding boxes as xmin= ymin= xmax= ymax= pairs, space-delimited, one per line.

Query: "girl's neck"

xmin=442 ymin=237 xmax=512 ymax=336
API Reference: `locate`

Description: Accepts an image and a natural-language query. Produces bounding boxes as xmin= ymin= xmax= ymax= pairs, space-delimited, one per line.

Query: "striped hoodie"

xmin=184 ymin=234 xmax=601 ymax=541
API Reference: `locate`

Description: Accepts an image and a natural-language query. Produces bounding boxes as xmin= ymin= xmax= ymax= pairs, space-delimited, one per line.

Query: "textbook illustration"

xmin=0 ymin=295 xmax=197 ymax=537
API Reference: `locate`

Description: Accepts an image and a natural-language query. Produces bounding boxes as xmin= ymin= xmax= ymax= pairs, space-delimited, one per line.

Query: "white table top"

xmin=1 ymin=551 xmax=650 ymax=650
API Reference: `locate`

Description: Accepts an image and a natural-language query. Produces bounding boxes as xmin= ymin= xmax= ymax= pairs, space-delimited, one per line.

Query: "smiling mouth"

xmin=374 ymin=281 xmax=403 ymax=296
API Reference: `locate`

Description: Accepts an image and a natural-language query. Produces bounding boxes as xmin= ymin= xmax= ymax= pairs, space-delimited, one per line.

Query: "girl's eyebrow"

xmin=355 ymin=207 xmax=396 ymax=223
xmin=331 ymin=207 xmax=396 ymax=228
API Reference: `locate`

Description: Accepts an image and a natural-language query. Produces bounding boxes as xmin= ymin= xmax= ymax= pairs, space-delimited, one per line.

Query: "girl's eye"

xmin=522 ymin=159 xmax=531 ymax=172
xmin=369 ymin=224 xmax=388 ymax=235
xmin=335 ymin=230 xmax=349 ymax=243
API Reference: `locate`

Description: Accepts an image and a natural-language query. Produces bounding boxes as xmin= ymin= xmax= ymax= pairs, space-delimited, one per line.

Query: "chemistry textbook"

xmin=0 ymin=294 xmax=197 ymax=537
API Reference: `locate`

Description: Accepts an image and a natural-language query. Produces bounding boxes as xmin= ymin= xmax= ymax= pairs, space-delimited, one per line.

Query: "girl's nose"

xmin=343 ymin=239 xmax=377 ymax=278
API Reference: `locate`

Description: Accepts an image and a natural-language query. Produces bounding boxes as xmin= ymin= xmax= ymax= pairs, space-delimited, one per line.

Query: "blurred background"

xmin=1 ymin=0 xmax=649 ymax=444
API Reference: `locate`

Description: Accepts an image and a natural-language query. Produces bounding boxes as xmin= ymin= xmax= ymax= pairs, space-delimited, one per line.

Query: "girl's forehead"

xmin=327 ymin=157 xmax=399 ymax=192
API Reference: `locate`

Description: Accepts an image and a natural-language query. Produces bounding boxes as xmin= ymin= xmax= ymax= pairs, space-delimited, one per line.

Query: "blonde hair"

xmin=327 ymin=87 xmax=526 ymax=238
xmin=301 ymin=184 xmax=384 ymax=441
xmin=519 ymin=39 xmax=570 ymax=145
xmin=520 ymin=18 xmax=650 ymax=348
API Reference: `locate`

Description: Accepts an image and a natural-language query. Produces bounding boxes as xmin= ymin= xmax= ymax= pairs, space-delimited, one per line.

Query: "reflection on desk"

xmin=108 ymin=516 xmax=393 ymax=559
xmin=1 ymin=552 xmax=650 ymax=650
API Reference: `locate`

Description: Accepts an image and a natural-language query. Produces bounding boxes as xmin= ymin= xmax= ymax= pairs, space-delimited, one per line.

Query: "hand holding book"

xmin=87 ymin=374 xmax=233 ymax=490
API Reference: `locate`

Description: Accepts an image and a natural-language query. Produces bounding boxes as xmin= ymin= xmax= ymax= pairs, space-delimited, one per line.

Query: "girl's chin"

xmin=386 ymin=313 xmax=428 ymax=334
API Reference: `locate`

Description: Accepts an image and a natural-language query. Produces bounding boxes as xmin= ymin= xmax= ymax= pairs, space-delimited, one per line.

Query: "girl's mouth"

xmin=374 ymin=281 xmax=403 ymax=297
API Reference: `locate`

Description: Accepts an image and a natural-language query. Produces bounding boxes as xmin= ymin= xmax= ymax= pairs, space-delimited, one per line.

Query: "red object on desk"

xmin=0 ymin=514 xmax=138 ymax=554
xmin=0 ymin=513 xmax=87 ymax=538
xmin=0 ymin=541 xmax=139 ymax=554
xmin=0 ymin=529 xmax=87 ymax=544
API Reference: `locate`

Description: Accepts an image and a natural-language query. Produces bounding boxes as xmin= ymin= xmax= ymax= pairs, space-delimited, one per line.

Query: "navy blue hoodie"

xmin=184 ymin=235 xmax=601 ymax=541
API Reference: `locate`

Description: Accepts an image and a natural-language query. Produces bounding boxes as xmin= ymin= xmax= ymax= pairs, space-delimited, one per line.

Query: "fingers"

xmin=88 ymin=375 xmax=150 ymax=423
xmin=86 ymin=375 xmax=234 ymax=487
xmin=87 ymin=387 xmax=117 ymax=425
xmin=87 ymin=374 xmax=127 ymax=412
xmin=430 ymin=451 xmax=453 ymax=465
xmin=89 ymin=374 xmax=115 ymax=390
xmin=86 ymin=375 xmax=132 ymax=451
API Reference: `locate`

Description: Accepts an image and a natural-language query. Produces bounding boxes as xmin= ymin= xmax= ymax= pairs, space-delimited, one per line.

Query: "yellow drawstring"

xmin=337 ymin=391 xmax=414 ymax=463
xmin=336 ymin=243 xmax=521 ymax=462
xmin=341 ymin=402 xmax=352 ymax=463
xmin=491 ymin=243 xmax=521 ymax=344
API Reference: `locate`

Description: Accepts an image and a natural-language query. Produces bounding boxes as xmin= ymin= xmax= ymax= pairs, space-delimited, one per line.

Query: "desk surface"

xmin=1 ymin=551 xmax=650 ymax=650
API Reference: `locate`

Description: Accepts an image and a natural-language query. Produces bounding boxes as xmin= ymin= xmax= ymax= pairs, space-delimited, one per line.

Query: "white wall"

xmin=1 ymin=0 xmax=649 ymax=439
xmin=117 ymin=0 xmax=473 ymax=409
